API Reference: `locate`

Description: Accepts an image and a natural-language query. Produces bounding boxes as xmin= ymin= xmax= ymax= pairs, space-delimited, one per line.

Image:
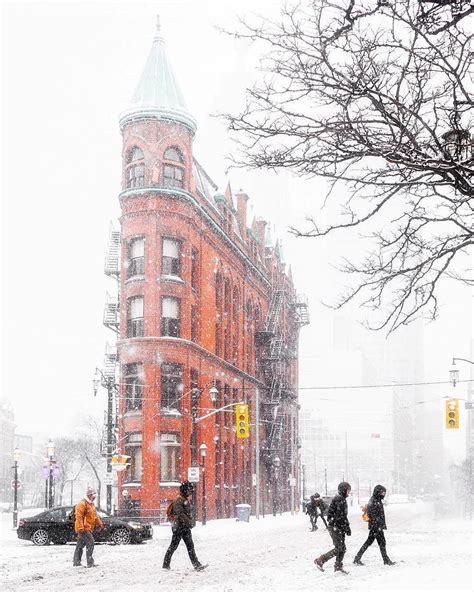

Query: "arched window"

xmin=163 ymin=146 xmax=184 ymax=189
xmin=126 ymin=146 xmax=145 ymax=189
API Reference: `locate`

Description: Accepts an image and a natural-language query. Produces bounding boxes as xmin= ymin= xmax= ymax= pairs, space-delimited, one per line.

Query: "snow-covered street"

xmin=0 ymin=501 xmax=471 ymax=591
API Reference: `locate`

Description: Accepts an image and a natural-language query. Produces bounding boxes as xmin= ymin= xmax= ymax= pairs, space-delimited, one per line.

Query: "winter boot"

xmin=334 ymin=565 xmax=349 ymax=574
xmin=384 ymin=559 xmax=396 ymax=566
xmin=314 ymin=557 xmax=325 ymax=572
xmin=353 ymin=558 xmax=365 ymax=566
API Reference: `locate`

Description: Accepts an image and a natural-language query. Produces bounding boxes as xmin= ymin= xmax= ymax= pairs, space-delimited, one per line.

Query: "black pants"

xmin=73 ymin=531 xmax=95 ymax=566
xmin=319 ymin=527 xmax=346 ymax=568
xmin=163 ymin=527 xmax=199 ymax=568
xmin=309 ymin=514 xmax=318 ymax=529
xmin=355 ymin=528 xmax=389 ymax=562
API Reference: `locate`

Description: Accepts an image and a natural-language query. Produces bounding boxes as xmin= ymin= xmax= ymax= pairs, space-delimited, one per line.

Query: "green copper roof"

xmin=119 ymin=17 xmax=197 ymax=133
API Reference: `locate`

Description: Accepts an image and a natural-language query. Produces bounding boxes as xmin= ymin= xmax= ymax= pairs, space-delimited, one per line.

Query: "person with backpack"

xmin=353 ymin=484 xmax=396 ymax=566
xmin=306 ymin=493 xmax=327 ymax=531
xmin=162 ymin=481 xmax=206 ymax=571
xmin=72 ymin=487 xmax=104 ymax=568
xmin=314 ymin=482 xmax=352 ymax=574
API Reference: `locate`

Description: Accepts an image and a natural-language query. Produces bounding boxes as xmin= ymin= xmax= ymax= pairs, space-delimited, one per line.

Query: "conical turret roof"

xmin=119 ymin=17 xmax=197 ymax=133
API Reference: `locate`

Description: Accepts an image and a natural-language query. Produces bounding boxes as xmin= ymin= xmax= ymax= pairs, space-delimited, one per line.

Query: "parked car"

xmin=17 ymin=506 xmax=152 ymax=546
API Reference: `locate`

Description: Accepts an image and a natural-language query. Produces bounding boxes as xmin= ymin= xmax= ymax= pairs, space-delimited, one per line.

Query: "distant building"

xmin=103 ymin=19 xmax=309 ymax=521
xmin=0 ymin=400 xmax=15 ymax=503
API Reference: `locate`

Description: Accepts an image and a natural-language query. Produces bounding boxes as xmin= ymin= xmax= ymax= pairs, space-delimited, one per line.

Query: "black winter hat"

xmin=180 ymin=480 xmax=194 ymax=496
xmin=314 ymin=492 xmax=321 ymax=498
xmin=373 ymin=484 xmax=387 ymax=497
xmin=337 ymin=482 xmax=352 ymax=497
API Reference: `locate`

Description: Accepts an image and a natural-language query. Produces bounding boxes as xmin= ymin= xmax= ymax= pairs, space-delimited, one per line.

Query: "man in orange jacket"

xmin=73 ymin=487 xmax=104 ymax=567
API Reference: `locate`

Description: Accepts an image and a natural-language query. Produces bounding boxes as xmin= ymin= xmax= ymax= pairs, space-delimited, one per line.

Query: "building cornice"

xmin=119 ymin=187 xmax=271 ymax=288
xmin=117 ymin=336 xmax=266 ymax=390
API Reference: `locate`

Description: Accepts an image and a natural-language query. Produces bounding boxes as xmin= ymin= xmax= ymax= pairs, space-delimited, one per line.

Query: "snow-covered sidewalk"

xmin=0 ymin=501 xmax=471 ymax=591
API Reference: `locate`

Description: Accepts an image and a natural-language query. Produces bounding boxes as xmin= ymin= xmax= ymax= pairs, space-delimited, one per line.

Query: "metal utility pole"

xmin=106 ymin=379 xmax=113 ymax=515
xmin=324 ymin=468 xmax=328 ymax=496
xmin=93 ymin=369 xmax=115 ymax=515
xmin=255 ymin=388 xmax=260 ymax=519
xmin=12 ymin=449 xmax=20 ymax=528
xmin=290 ymin=405 xmax=295 ymax=515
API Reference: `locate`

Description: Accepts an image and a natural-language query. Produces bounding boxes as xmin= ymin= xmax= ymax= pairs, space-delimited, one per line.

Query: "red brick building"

xmin=107 ymin=20 xmax=309 ymax=521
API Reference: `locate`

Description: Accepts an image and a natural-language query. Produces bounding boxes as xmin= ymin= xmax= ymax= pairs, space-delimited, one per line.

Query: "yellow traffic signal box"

xmin=236 ymin=403 xmax=249 ymax=438
xmin=445 ymin=399 xmax=459 ymax=429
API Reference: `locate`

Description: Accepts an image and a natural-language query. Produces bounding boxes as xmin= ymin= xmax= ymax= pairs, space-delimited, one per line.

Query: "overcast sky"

xmin=2 ymin=1 xmax=472 ymax=460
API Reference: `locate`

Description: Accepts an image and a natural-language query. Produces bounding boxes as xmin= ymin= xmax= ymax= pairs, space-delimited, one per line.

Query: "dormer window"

xmin=163 ymin=147 xmax=184 ymax=189
xmin=126 ymin=146 xmax=145 ymax=188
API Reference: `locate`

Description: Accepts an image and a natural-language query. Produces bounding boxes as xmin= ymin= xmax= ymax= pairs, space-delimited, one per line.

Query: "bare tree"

xmin=224 ymin=0 xmax=473 ymax=331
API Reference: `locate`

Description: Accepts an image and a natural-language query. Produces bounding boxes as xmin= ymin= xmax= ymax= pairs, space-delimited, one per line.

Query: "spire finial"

xmin=154 ymin=14 xmax=163 ymax=42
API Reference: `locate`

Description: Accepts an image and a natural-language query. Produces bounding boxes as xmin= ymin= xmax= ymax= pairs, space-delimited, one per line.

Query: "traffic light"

xmin=445 ymin=399 xmax=459 ymax=429
xmin=236 ymin=403 xmax=249 ymax=439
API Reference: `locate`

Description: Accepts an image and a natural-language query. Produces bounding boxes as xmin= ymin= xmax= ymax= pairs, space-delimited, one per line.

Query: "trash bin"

xmin=235 ymin=503 xmax=251 ymax=522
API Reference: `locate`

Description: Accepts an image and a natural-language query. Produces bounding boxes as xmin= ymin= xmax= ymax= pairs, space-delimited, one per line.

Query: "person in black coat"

xmin=162 ymin=481 xmax=205 ymax=571
xmin=314 ymin=482 xmax=352 ymax=573
xmin=306 ymin=493 xmax=327 ymax=531
xmin=353 ymin=484 xmax=396 ymax=566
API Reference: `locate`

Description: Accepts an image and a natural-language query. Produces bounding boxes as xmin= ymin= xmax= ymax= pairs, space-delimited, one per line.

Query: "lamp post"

xmin=199 ymin=443 xmax=207 ymax=525
xmin=12 ymin=448 xmax=20 ymax=528
xmin=324 ymin=468 xmax=328 ymax=496
xmin=47 ymin=440 xmax=55 ymax=509
xmin=449 ymin=357 xmax=474 ymax=519
xmin=272 ymin=455 xmax=280 ymax=516
xmin=93 ymin=368 xmax=116 ymax=514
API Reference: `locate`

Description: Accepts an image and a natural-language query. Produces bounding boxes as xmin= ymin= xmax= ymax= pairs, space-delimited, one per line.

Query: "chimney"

xmin=235 ymin=191 xmax=249 ymax=242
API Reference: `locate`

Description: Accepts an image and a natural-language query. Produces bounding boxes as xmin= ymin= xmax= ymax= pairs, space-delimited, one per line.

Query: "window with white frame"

xmin=125 ymin=432 xmax=142 ymax=483
xmin=127 ymin=237 xmax=145 ymax=277
xmin=160 ymin=433 xmax=181 ymax=482
xmin=126 ymin=146 xmax=145 ymax=189
xmin=124 ymin=363 xmax=143 ymax=412
xmin=160 ymin=363 xmax=183 ymax=411
xmin=162 ymin=238 xmax=181 ymax=276
xmin=162 ymin=147 xmax=184 ymax=189
xmin=161 ymin=296 xmax=180 ymax=337
xmin=127 ymin=296 xmax=144 ymax=337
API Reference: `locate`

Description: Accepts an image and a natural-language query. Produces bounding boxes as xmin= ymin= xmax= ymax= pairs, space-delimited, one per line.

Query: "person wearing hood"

xmin=73 ymin=487 xmax=104 ymax=568
xmin=353 ymin=484 xmax=396 ymax=566
xmin=162 ymin=481 xmax=206 ymax=571
xmin=306 ymin=493 xmax=327 ymax=531
xmin=314 ymin=482 xmax=352 ymax=573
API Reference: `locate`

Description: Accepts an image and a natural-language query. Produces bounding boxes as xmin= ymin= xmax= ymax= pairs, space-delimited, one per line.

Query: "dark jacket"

xmin=172 ymin=494 xmax=196 ymax=530
xmin=367 ymin=484 xmax=387 ymax=531
xmin=327 ymin=482 xmax=351 ymax=535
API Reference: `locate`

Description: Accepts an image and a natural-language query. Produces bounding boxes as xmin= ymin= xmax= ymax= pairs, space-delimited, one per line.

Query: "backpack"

xmin=361 ymin=504 xmax=369 ymax=522
xmin=166 ymin=501 xmax=176 ymax=523
xmin=68 ymin=505 xmax=78 ymax=522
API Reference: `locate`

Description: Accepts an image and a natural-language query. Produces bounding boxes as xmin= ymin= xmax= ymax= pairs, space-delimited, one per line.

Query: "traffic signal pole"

xmin=255 ymin=388 xmax=260 ymax=519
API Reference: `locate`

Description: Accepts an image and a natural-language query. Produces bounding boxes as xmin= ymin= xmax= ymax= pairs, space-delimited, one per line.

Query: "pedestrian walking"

xmin=73 ymin=487 xmax=104 ymax=568
xmin=162 ymin=481 xmax=207 ymax=571
xmin=306 ymin=493 xmax=327 ymax=531
xmin=353 ymin=484 xmax=396 ymax=566
xmin=314 ymin=482 xmax=352 ymax=574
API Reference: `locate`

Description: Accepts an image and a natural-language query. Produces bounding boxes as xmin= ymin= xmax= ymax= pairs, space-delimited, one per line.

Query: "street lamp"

xmin=199 ymin=443 xmax=207 ymax=526
xmin=12 ymin=448 xmax=20 ymax=528
xmin=47 ymin=440 xmax=55 ymax=509
xmin=272 ymin=455 xmax=280 ymax=516
xmin=209 ymin=385 xmax=219 ymax=403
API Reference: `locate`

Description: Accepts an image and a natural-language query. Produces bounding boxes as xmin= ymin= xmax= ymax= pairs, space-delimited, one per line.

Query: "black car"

xmin=17 ymin=506 xmax=153 ymax=546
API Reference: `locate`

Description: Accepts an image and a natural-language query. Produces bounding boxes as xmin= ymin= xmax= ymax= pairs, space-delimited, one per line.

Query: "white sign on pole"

xmin=289 ymin=477 xmax=297 ymax=487
xmin=104 ymin=473 xmax=114 ymax=486
xmin=252 ymin=473 xmax=257 ymax=487
xmin=188 ymin=467 xmax=200 ymax=483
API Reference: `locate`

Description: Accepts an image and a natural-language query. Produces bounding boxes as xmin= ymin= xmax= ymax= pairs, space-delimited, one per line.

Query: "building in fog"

xmin=102 ymin=20 xmax=309 ymax=520
xmin=0 ymin=401 xmax=15 ymax=503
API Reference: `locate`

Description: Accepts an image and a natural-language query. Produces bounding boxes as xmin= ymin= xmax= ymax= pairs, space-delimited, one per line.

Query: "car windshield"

xmin=98 ymin=510 xmax=109 ymax=518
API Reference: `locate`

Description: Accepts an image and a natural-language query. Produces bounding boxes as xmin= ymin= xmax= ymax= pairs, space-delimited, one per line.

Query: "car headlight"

xmin=127 ymin=522 xmax=143 ymax=530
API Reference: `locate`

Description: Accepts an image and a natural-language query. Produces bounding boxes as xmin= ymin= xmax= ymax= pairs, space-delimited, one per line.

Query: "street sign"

xmin=252 ymin=474 xmax=257 ymax=486
xmin=11 ymin=479 xmax=21 ymax=490
xmin=188 ymin=467 xmax=200 ymax=482
xmin=371 ymin=433 xmax=381 ymax=438
xmin=104 ymin=473 xmax=113 ymax=485
xmin=465 ymin=401 xmax=474 ymax=410
xmin=289 ymin=477 xmax=296 ymax=487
